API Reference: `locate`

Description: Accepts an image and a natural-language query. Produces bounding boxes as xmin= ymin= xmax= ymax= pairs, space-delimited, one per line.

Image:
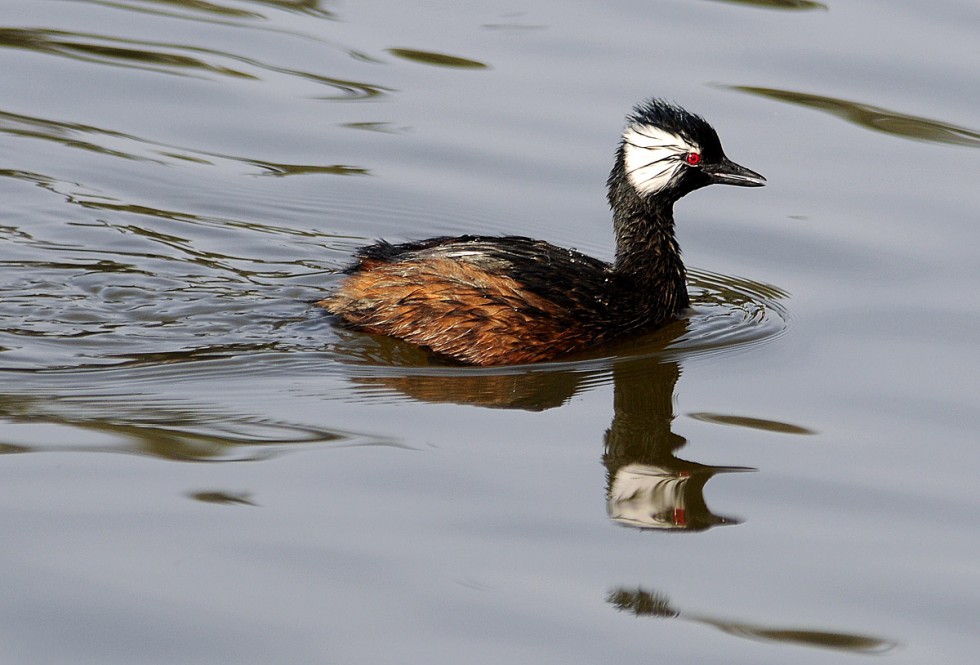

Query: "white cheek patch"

xmin=622 ymin=125 xmax=699 ymax=196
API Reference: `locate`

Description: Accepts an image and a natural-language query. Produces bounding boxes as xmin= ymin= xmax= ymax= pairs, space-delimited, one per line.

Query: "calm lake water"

xmin=2 ymin=0 xmax=978 ymax=663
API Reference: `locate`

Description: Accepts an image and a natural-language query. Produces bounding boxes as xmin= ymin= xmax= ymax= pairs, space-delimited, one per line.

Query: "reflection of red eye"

xmin=685 ymin=152 xmax=701 ymax=166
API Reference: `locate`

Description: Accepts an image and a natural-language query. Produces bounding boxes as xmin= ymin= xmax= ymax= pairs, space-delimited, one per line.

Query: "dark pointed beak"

xmin=703 ymin=158 xmax=766 ymax=187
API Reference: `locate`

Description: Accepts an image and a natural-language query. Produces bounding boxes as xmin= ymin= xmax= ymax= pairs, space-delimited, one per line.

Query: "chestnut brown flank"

xmin=317 ymin=258 xmax=593 ymax=365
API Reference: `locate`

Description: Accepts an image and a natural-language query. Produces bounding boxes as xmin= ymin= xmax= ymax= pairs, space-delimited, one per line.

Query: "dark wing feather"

xmin=349 ymin=235 xmax=614 ymax=323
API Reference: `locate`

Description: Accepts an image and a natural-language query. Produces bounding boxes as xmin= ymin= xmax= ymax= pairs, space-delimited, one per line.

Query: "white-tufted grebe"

xmin=319 ymin=98 xmax=766 ymax=365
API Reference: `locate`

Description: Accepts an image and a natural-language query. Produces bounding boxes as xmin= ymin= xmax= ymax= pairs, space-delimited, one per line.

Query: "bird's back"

xmin=318 ymin=235 xmax=615 ymax=364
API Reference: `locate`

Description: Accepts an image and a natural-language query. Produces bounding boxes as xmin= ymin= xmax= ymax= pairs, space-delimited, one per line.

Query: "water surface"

xmin=1 ymin=0 xmax=978 ymax=663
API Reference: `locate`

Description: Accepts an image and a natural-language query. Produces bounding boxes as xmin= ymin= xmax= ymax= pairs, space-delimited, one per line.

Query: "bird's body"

xmin=318 ymin=99 xmax=765 ymax=365
xmin=323 ymin=235 xmax=624 ymax=365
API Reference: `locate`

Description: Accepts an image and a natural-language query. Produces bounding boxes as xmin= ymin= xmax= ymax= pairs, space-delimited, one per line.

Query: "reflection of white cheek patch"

xmin=622 ymin=125 xmax=697 ymax=196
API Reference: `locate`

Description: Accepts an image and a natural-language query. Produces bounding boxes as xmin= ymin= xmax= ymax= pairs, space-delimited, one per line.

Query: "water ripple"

xmin=88 ymin=0 xmax=264 ymax=20
xmin=0 ymin=27 xmax=255 ymax=78
xmin=0 ymin=107 xmax=371 ymax=176
xmin=0 ymin=389 xmax=380 ymax=462
xmin=93 ymin=0 xmax=339 ymax=21
xmin=0 ymin=27 xmax=388 ymax=99
xmin=668 ymin=268 xmax=791 ymax=358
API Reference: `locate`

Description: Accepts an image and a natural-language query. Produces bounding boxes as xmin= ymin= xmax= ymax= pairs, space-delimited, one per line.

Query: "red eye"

xmin=685 ymin=152 xmax=701 ymax=166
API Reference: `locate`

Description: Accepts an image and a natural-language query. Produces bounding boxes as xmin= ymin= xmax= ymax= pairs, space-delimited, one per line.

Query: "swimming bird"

xmin=318 ymin=98 xmax=765 ymax=365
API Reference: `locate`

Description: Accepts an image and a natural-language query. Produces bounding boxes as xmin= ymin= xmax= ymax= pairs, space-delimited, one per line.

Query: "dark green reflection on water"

xmin=734 ymin=85 xmax=980 ymax=148
xmin=705 ymin=0 xmax=827 ymax=10
xmin=0 ymin=392 xmax=346 ymax=462
xmin=187 ymin=490 xmax=257 ymax=505
xmin=72 ymin=199 xmax=339 ymax=241
xmin=103 ymin=0 xmax=336 ymax=20
xmin=247 ymin=160 xmax=370 ymax=177
xmin=250 ymin=0 xmax=335 ymax=19
xmin=99 ymin=0 xmax=262 ymax=19
xmin=0 ymin=108 xmax=165 ymax=163
xmin=340 ymin=121 xmax=410 ymax=135
xmin=387 ymin=48 xmax=489 ymax=70
xmin=609 ymin=587 xmax=898 ymax=654
xmin=0 ymin=27 xmax=254 ymax=78
xmin=0 ymin=108 xmax=372 ymax=175
xmin=0 ymin=27 xmax=387 ymax=99
xmin=688 ymin=412 xmax=816 ymax=435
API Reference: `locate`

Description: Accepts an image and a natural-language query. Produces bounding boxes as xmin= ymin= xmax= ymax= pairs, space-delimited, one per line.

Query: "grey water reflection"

xmin=733 ymin=85 xmax=980 ymax=148
xmin=609 ymin=587 xmax=898 ymax=654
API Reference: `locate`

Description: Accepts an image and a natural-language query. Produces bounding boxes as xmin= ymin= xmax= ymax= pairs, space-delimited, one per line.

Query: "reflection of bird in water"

xmin=607 ymin=587 xmax=897 ymax=654
xmin=347 ymin=348 xmax=749 ymax=531
xmin=603 ymin=359 xmax=749 ymax=531
xmin=606 ymin=463 xmax=721 ymax=530
xmin=320 ymin=99 xmax=764 ymax=365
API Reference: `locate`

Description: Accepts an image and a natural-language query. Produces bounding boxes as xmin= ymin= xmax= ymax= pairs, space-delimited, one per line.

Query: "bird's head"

xmin=613 ymin=98 xmax=765 ymax=205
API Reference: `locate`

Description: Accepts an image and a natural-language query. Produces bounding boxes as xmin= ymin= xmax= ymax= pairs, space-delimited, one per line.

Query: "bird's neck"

xmin=610 ymin=196 xmax=690 ymax=326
